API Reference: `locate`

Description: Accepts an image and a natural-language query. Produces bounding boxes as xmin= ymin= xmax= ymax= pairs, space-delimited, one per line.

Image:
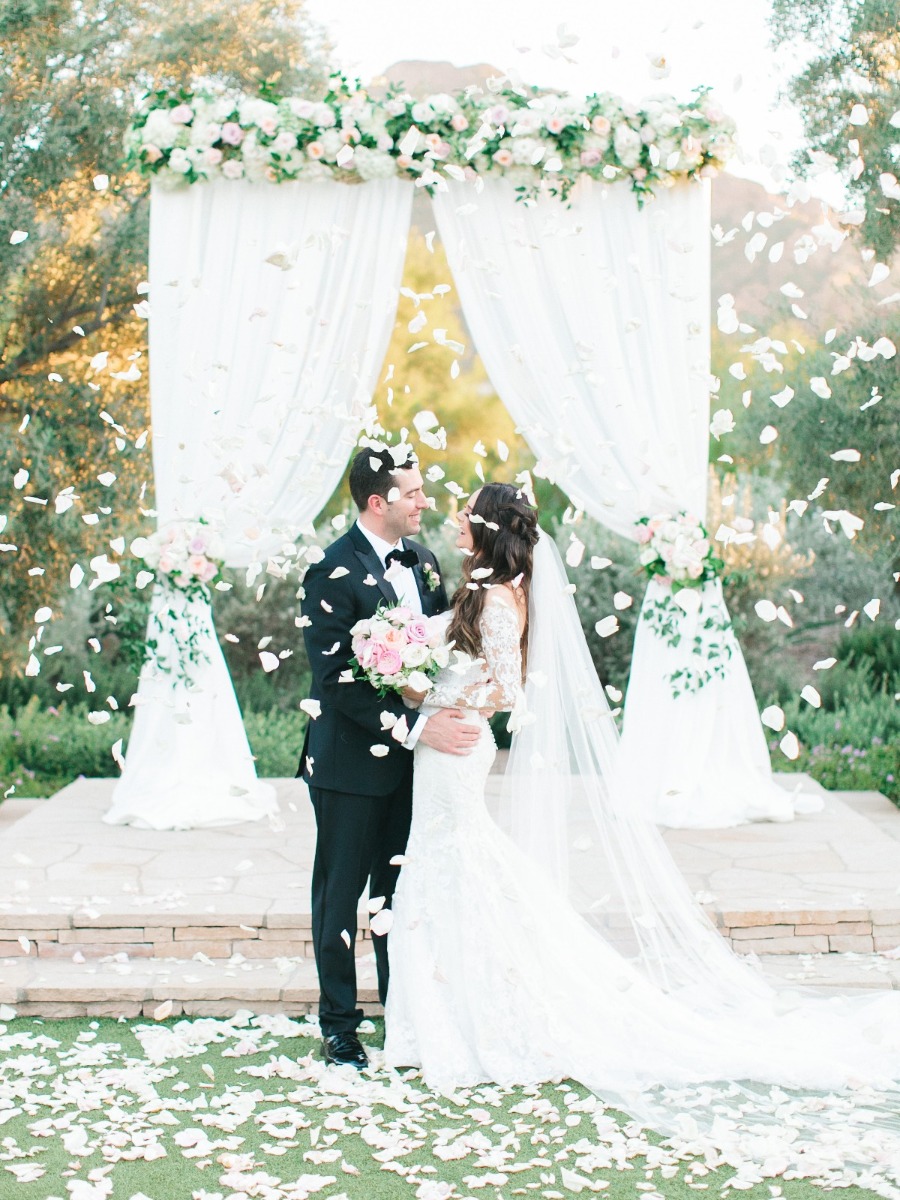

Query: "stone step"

xmin=0 ymin=777 xmax=898 ymax=975
xmin=0 ymin=951 xmax=379 ymax=1020
xmin=0 ymin=952 xmax=896 ymax=1021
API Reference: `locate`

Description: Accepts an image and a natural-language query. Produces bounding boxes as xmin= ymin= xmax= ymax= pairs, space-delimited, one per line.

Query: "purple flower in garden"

xmin=888 ymin=775 xmax=895 ymax=783
xmin=840 ymin=745 xmax=853 ymax=755
xmin=871 ymin=736 xmax=882 ymax=746
xmin=834 ymin=719 xmax=842 ymax=731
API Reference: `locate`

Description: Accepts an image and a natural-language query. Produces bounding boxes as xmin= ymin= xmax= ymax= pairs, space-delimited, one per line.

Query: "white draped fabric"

xmin=433 ymin=176 xmax=803 ymax=827
xmin=105 ymin=179 xmax=413 ymax=829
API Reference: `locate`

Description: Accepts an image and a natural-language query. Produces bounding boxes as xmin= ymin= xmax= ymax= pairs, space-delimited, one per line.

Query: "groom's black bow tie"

xmin=385 ymin=548 xmax=418 ymax=569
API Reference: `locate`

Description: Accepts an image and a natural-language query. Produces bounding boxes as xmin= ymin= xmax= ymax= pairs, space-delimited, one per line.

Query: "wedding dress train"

xmin=384 ymin=539 xmax=900 ymax=1193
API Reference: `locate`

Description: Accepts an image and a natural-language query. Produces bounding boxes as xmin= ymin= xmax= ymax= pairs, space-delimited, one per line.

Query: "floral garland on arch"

xmin=127 ymin=520 xmax=228 ymax=681
xmin=125 ymin=74 xmax=736 ymax=203
xmin=636 ymin=512 xmax=735 ymax=698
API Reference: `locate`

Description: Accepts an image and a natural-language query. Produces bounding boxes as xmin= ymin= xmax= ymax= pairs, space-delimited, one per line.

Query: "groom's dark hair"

xmin=349 ymin=445 xmax=417 ymax=511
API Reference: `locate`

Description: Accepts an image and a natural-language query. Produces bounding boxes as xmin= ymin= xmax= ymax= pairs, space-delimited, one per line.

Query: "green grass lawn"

xmin=0 ymin=1013 xmax=887 ymax=1200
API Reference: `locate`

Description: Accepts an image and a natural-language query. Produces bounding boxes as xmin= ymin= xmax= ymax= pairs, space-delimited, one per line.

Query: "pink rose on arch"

xmin=221 ymin=122 xmax=244 ymax=146
xmin=545 ymin=115 xmax=566 ymax=135
xmin=259 ymin=117 xmax=278 ymax=137
xmin=636 ymin=525 xmax=653 ymax=544
xmin=591 ymin=115 xmax=612 ymax=135
xmin=204 ymin=148 xmax=223 ymax=167
xmin=170 ymin=104 xmax=194 ymax=125
xmin=188 ymin=536 xmax=208 ymax=554
xmin=188 ymin=554 xmax=210 ymax=577
xmin=377 ymin=646 xmax=403 ymax=676
xmin=492 ymin=148 xmax=514 ymax=167
xmin=450 ymin=113 xmax=469 ymax=132
xmin=143 ymin=145 xmax=163 ymax=163
xmin=405 ymin=619 xmax=429 ymax=644
xmin=580 ymin=149 xmax=602 ymax=167
xmin=158 ymin=552 xmax=175 ymax=573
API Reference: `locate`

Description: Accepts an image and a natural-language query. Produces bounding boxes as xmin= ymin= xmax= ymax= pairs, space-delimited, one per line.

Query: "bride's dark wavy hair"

xmin=447 ymin=482 xmax=540 ymax=667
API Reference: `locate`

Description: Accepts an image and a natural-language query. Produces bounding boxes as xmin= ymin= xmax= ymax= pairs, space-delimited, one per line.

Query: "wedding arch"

xmin=103 ymin=77 xmax=801 ymax=830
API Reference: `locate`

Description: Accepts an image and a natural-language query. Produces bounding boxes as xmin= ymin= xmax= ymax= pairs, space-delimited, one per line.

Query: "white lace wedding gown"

xmin=385 ymin=597 xmax=900 ymax=1189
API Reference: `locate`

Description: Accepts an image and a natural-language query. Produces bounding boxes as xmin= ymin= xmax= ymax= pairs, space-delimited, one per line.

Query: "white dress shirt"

xmin=354 ymin=520 xmax=423 ymax=615
xmin=355 ymin=519 xmax=428 ymax=748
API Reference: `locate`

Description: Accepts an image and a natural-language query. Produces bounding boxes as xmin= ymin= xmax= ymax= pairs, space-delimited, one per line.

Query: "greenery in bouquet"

xmin=125 ymin=75 xmax=736 ymax=203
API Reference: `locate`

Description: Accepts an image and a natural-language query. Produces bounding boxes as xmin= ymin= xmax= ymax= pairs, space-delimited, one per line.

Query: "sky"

xmin=304 ymin=0 xmax=842 ymax=203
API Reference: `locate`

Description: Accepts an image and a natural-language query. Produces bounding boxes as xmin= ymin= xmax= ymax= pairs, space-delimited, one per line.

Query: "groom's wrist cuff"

xmin=403 ymin=714 xmax=427 ymax=750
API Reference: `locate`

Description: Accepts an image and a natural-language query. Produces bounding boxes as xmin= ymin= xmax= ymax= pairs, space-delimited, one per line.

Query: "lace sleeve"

xmin=426 ymin=599 xmax=523 ymax=711
xmin=478 ymin=601 xmax=523 ymax=710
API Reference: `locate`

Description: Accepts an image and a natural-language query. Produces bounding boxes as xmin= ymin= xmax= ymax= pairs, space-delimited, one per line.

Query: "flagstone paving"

xmin=0 ymin=775 xmax=897 ymax=1015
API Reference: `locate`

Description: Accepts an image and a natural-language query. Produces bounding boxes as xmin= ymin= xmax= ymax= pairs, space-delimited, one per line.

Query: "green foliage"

xmin=0 ymin=0 xmax=328 ymax=685
xmin=769 ymin=0 xmax=900 ymax=258
xmin=764 ymin=623 xmax=900 ymax=804
xmin=0 ymin=697 xmax=129 ymax=795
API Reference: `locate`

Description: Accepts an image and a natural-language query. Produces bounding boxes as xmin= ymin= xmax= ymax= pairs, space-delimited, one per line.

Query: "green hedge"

xmin=2 ymin=685 xmax=897 ymax=807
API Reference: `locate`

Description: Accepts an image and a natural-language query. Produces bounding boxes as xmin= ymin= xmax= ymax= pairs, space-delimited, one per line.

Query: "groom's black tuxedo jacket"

xmin=298 ymin=523 xmax=448 ymax=796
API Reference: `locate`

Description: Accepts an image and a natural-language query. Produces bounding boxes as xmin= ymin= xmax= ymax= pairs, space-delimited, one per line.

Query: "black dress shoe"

xmin=322 ymin=1032 xmax=368 ymax=1070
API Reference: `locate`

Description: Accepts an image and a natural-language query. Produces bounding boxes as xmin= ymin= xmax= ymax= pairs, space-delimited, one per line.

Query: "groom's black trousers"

xmin=309 ymin=770 xmax=413 ymax=1037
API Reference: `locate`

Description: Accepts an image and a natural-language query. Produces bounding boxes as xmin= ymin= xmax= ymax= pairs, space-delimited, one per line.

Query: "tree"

xmin=770 ymin=0 xmax=900 ymax=259
xmin=0 ymin=0 xmax=329 ymax=679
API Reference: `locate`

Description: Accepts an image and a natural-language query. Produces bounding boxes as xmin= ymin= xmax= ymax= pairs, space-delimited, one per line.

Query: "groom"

xmin=299 ymin=445 xmax=479 ymax=1069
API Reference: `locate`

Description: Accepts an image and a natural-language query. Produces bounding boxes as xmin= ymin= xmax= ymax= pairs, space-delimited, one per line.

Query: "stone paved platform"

xmin=0 ymin=775 xmax=897 ymax=1016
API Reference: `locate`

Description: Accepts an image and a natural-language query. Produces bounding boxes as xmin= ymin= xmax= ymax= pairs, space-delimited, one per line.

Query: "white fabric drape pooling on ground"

xmin=433 ymin=175 xmax=807 ymax=828
xmin=105 ymin=179 xmax=413 ymax=829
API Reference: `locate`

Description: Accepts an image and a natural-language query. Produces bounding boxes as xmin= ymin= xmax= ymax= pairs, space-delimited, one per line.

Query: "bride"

xmin=385 ymin=482 xmax=900 ymax=1190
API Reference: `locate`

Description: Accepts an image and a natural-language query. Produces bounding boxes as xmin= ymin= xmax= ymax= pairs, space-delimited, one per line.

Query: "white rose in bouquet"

xmin=401 ymin=642 xmax=431 ymax=668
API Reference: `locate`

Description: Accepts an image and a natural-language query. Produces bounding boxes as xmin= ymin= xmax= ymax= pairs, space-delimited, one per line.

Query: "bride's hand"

xmin=402 ymin=685 xmax=429 ymax=706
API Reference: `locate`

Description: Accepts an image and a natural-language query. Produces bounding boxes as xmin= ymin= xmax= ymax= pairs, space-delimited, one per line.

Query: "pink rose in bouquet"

xmin=349 ymin=603 xmax=450 ymax=697
xmin=405 ymin=619 xmax=430 ymax=644
xmin=377 ymin=646 xmax=404 ymax=676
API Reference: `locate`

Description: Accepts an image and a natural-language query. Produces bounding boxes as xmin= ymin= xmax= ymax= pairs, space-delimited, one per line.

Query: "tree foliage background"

xmin=0 ymin=0 xmax=329 ymax=675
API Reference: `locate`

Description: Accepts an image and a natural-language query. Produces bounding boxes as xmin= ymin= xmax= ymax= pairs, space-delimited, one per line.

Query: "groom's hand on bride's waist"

xmin=418 ymin=709 xmax=481 ymax=755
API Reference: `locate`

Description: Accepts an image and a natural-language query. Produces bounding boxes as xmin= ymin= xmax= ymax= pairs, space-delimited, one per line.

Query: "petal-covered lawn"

xmin=0 ymin=1013 xmax=884 ymax=1200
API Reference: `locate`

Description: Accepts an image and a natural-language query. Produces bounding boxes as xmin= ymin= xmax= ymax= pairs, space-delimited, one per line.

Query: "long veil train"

xmin=495 ymin=531 xmax=900 ymax=1191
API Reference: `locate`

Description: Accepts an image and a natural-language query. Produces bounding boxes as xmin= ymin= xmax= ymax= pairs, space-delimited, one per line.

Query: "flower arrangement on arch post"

xmin=635 ymin=512 xmax=735 ymax=698
xmin=127 ymin=519 xmax=227 ymax=681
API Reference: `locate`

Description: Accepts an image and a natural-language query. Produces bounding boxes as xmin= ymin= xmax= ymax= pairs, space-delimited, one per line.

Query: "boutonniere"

xmin=422 ymin=563 xmax=441 ymax=593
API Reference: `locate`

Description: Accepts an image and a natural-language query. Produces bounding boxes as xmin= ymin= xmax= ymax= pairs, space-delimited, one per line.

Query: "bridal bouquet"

xmin=350 ymin=603 xmax=451 ymax=697
xmin=635 ymin=512 xmax=733 ymax=698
